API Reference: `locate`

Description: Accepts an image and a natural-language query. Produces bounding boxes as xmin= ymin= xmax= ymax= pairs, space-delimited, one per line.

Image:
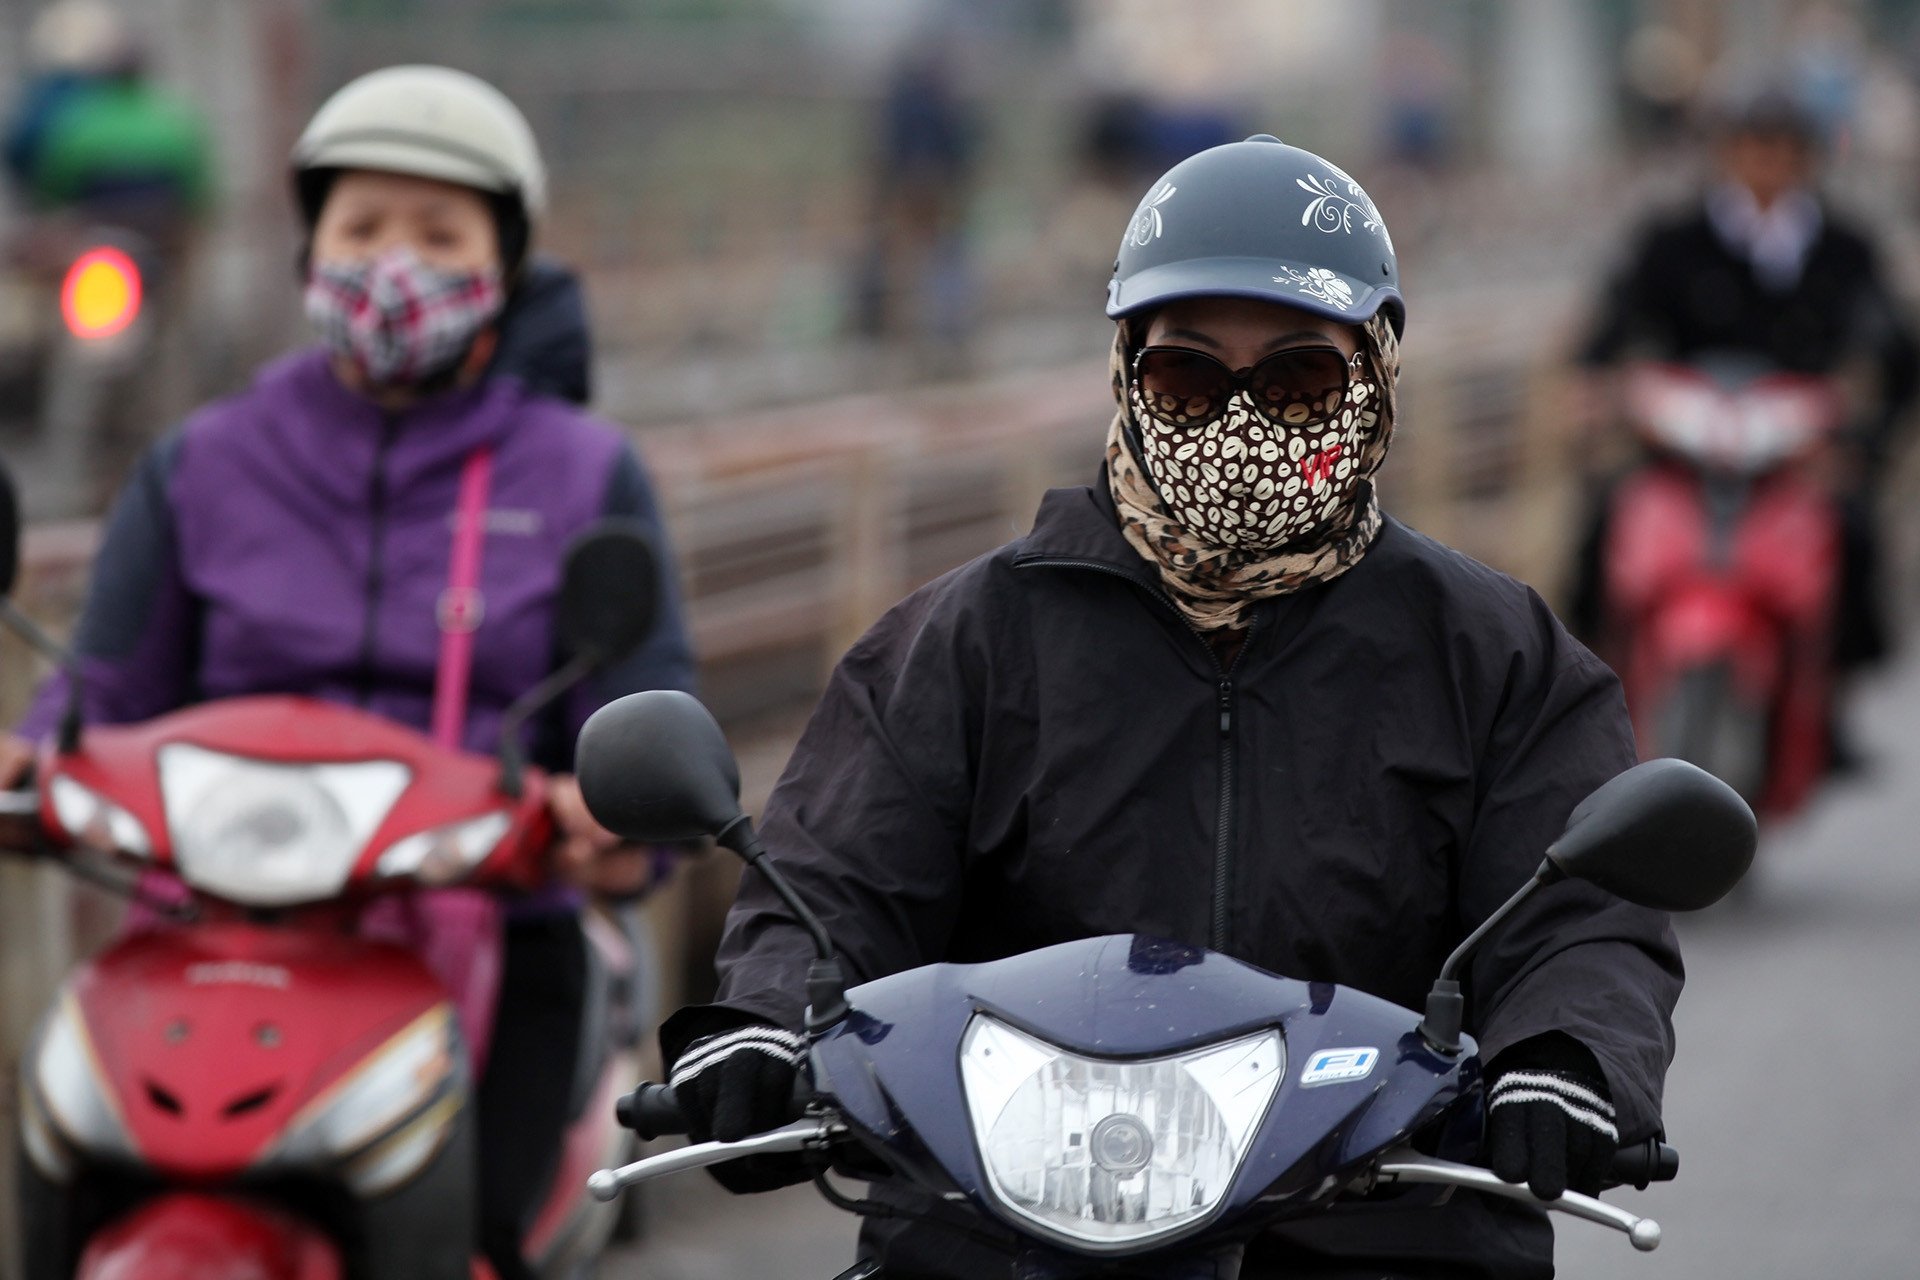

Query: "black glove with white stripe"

xmin=1485 ymin=1033 xmax=1618 ymax=1201
xmin=660 ymin=1013 xmax=817 ymax=1197
xmin=670 ymin=1022 xmax=807 ymax=1143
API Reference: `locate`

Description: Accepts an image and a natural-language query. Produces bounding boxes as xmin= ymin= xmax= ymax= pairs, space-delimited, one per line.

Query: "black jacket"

xmin=1582 ymin=198 xmax=1917 ymax=447
xmin=696 ymin=482 xmax=1683 ymax=1278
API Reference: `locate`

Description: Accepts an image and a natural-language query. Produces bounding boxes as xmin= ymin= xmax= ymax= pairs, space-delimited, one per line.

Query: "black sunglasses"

xmin=1131 ymin=344 xmax=1364 ymax=430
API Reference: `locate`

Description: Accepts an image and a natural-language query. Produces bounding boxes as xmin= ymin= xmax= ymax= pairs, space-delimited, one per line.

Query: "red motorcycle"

xmin=1599 ymin=359 xmax=1844 ymax=816
xmin=2 ymin=220 xmax=170 ymax=516
xmin=0 ymin=505 xmax=660 ymax=1279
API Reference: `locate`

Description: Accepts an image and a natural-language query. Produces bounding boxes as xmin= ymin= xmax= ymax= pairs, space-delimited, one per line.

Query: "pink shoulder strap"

xmin=430 ymin=446 xmax=494 ymax=750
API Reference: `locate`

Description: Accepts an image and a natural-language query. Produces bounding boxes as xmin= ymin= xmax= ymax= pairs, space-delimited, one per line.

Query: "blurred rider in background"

xmin=4 ymin=0 xmax=212 ymax=240
xmin=1569 ymin=88 xmax=1916 ymax=730
xmin=2 ymin=64 xmax=694 ymax=1278
xmin=850 ymin=36 xmax=981 ymax=356
xmin=4 ymin=0 xmax=216 ymax=485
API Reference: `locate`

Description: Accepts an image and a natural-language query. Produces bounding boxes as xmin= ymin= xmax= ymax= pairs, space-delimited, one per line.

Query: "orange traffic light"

xmin=60 ymin=246 xmax=143 ymax=340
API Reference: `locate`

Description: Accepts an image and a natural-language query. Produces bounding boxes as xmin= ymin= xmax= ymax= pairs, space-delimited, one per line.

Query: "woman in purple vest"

xmin=2 ymin=66 xmax=696 ymax=1278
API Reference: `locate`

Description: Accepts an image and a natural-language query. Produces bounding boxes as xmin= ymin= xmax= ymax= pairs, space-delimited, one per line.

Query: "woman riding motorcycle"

xmin=2 ymin=65 xmax=695 ymax=1278
xmin=658 ymin=137 xmax=1681 ymax=1279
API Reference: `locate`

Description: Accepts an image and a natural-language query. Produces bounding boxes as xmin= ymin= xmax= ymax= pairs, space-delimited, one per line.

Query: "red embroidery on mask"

xmin=1301 ymin=443 xmax=1345 ymax=488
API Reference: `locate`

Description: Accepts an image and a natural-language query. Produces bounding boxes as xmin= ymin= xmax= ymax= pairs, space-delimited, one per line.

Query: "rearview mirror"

xmin=1547 ymin=758 xmax=1756 ymax=911
xmin=576 ymin=688 xmax=848 ymax=1019
xmin=492 ymin=523 xmax=662 ymax=798
xmin=575 ymin=689 xmax=744 ymax=844
xmin=1421 ymin=756 xmax=1757 ymax=1053
xmin=0 ymin=458 xmax=19 ymax=599
xmin=557 ymin=522 xmax=660 ymax=666
xmin=0 ymin=461 xmax=84 ymax=751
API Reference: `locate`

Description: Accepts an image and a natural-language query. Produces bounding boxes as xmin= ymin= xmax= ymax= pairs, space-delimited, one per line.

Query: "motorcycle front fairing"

xmin=809 ymin=934 xmax=1480 ymax=1262
xmin=75 ymin=1192 xmax=344 ymax=1280
xmin=16 ymin=694 xmax=542 ymax=1262
xmin=38 ymin=694 xmax=556 ymax=903
xmin=19 ymin=920 xmax=466 ymax=1196
xmin=1606 ymin=458 xmax=1839 ymax=814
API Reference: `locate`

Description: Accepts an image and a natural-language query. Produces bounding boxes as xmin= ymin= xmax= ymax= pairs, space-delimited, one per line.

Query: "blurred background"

xmin=3 ymin=0 xmax=1919 ymax=1276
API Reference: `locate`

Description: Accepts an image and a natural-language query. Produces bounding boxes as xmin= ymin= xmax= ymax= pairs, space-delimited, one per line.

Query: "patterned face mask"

xmin=1126 ymin=362 xmax=1380 ymax=553
xmin=1105 ymin=314 xmax=1400 ymax=633
xmin=305 ymin=246 xmax=505 ymax=389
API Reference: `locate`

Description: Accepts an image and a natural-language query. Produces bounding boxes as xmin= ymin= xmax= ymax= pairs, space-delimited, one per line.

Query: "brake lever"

xmin=1375 ymin=1151 xmax=1661 ymax=1252
xmin=587 ymin=1116 xmax=845 ymax=1201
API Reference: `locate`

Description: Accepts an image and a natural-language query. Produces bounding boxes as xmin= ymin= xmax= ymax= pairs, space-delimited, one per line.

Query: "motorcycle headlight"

xmin=376 ymin=812 xmax=511 ymax=886
xmin=158 ymin=744 xmax=410 ymax=906
xmin=48 ymin=774 xmax=152 ymax=857
xmin=960 ymin=1016 xmax=1284 ymax=1252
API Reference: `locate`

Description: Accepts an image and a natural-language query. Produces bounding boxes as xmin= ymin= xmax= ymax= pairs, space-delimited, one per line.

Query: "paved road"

xmin=607 ymin=657 xmax=1920 ymax=1279
xmin=1555 ymin=653 xmax=1920 ymax=1279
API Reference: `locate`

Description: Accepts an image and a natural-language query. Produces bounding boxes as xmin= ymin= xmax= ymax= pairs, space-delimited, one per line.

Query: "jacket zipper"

xmin=1016 ymin=556 xmax=1253 ymax=952
xmin=1212 ymin=674 xmax=1236 ymax=949
xmin=355 ymin=415 xmax=401 ymax=705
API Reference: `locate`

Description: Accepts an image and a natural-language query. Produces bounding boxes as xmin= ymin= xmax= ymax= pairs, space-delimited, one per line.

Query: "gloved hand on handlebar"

xmin=671 ymin=1023 xmax=806 ymax=1142
xmin=1485 ymin=1032 xmax=1618 ymax=1201
xmin=662 ymin=1009 xmax=812 ymax=1194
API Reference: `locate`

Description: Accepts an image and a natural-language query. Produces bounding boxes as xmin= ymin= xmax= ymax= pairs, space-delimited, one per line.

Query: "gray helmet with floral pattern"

xmin=1106 ymin=135 xmax=1404 ymax=336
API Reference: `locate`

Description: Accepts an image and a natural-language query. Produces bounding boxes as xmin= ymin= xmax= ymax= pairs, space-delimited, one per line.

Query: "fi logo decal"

xmin=1300 ymin=1046 xmax=1380 ymax=1087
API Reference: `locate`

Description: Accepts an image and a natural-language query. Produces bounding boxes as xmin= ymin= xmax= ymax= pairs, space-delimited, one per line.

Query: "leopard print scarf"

xmin=1106 ymin=314 xmax=1400 ymax=632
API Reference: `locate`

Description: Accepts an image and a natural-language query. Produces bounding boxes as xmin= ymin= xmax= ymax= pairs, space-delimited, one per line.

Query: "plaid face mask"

xmin=305 ymin=246 xmax=505 ymax=389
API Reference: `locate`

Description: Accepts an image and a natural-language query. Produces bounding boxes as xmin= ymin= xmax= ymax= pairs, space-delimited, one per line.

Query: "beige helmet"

xmin=292 ymin=65 xmax=547 ymax=224
xmin=28 ymin=0 xmax=134 ymax=74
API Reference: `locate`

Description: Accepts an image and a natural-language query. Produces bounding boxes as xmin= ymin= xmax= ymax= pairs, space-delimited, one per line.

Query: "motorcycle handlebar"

xmin=612 ymin=1084 xmax=1676 ymax=1191
xmin=0 ymin=787 xmax=44 ymax=860
xmin=616 ymin=1083 xmax=688 ymax=1140
xmin=615 ymin=1076 xmax=818 ymax=1142
xmin=1607 ymin=1138 xmax=1679 ymax=1189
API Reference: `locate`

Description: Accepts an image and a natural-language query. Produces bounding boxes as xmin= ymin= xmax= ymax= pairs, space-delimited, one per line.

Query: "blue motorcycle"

xmin=575 ymin=691 xmax=1754 ymax=1279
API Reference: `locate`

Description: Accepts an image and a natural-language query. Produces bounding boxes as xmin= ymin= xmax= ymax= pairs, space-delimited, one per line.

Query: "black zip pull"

xmin=1210 ymin=677 xmax=1236 ymax=951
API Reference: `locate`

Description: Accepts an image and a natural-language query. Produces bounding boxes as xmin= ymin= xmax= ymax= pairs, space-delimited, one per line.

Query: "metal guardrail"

xmin=0 ymin=293 xmax=1589 ymax=740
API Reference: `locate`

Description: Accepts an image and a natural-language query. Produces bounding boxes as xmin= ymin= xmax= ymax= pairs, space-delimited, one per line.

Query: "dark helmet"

xmin=1106 ymin=135 xmax=1404 ymax=336
xmin=1718 ymin=87 xmax=1822 ymax=148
